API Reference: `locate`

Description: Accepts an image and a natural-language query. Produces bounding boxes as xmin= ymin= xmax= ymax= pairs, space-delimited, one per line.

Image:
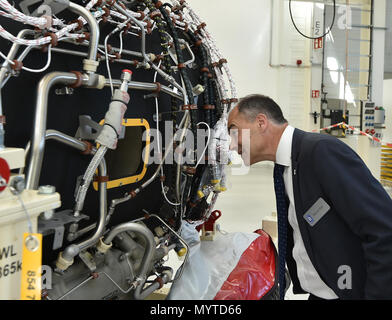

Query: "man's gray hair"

xmin=236 ymin=94 xmax=288 ymax=125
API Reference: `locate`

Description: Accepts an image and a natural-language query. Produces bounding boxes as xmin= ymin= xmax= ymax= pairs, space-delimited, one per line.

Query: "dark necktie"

xmin=273 ymin=163 xmax=289 ymax=300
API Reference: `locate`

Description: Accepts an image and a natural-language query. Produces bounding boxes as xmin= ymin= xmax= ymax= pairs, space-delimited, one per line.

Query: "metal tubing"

xmin=62 ymin=39 xmax=144 ymax=59
xmin=102 ymin=221 xmax=165 ymax=300
xmin=25 ymin=72 xmax=89 ymax=190
xmin=26 ymin=72 xmax=80 ymax=189
xmin=45 ymin=129 xmax=88 ymax=152
xmin=134 ymin=270 xmax=172 ymax=300
xmin=103 ymin=222 xmax=155 ymax=278
xmin=20 ymin=130 xmax=95 ymax=175
xmin=107 ymin=79 xmax=184 ymax=100
xmin=148 ymin=213 xmax=189 ymax=282
xmin=39 ymin=128 xmax=108 ymax=262
xmin=68 ymin=1 xmax=99 ymax=62
xmin=61 ymin=157 xmax=107 ymax=260
xmin=175 ymin=114 xmax=190 ymax=201
xmin=38 ymin=47 xmax=138 ymax=68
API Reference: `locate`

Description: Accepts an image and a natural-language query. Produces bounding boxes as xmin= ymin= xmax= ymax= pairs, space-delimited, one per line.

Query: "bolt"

xmin=38 ymin=185 xmax=56 ymax=195
xmin=9 ymin=176 xmax=25 ymax=195
xmin=41 ymin=210 xmax=54 ymax=220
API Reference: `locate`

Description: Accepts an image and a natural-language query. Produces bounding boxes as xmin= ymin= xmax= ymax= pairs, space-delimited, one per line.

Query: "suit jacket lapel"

xmin=291 ymin=129 xmax=315 ymax=261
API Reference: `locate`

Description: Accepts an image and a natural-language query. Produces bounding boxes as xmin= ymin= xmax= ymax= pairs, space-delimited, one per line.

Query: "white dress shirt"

xmin=275 ymin=125 xmax=338 ymax=299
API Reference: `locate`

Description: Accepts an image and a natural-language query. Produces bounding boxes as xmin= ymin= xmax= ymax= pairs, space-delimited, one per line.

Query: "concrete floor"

xmin=165 ymin=133 xmax=392 ymax=300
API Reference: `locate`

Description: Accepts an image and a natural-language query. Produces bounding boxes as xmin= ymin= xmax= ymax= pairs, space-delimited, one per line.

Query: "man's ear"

xmin=255 ymin=113 xmax=268 ymax=132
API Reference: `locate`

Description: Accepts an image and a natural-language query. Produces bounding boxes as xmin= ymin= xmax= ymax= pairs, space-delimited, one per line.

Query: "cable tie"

xmin=218 ymin=58 xmax=227 ymax=65
xmin=10 ymin=60 xmax=23 ymax=71
xmin=154 ymin=82 xmax=162 ymax=94
xmin=197 ymin=22 xmax=206 ymax=31
xmin=93 ymin=175 xmax=109 ymax=183
xmin=104 ymin=122 xmax=120 ymax=138
xmin=137 ymin=11 xmax=145 ymax=20
xmin=70 ymin=19 xmax=84 ymax=32
xmin=44 ymin=32 xmax=58 ymax=47
xmin=69 ymin=71 xmax=83 ymax=88
xmin=150 ymin=10 xmax=162 ymax=19
xmin=129 ymin=190 xmax=138 ymax=198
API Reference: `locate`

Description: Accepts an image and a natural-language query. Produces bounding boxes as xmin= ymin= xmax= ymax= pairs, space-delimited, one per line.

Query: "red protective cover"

xmin=214 ymin=229 xmax=276 ymax=300
xmin=0 ymin=157 xmax=10 ymax=192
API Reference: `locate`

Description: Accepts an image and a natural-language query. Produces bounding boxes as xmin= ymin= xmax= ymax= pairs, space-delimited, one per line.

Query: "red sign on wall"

xmin=314 ymin=37 xmax=323 ymax=50
xmin=312 ymin=90 xmax=320 ymax=98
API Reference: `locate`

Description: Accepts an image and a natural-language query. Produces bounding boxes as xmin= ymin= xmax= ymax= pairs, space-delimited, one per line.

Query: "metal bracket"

xmin=75 ymin=115 xmax=103 ymax=141
xmin=55 ymin=87 xmax=74 ymax=96
xmin=38 ymin=210 xmax=89 ymax=250
xmin=79 ymin=251 xmax=97 ymax=272
xmin=19 ymin=0 xmax=70 ymax=17
xmin=75 ymin=115 xmax=125 ymax=141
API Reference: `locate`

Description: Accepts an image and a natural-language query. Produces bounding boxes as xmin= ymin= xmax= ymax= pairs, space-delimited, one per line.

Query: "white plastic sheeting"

xmin=168 ymin=221 xmax=259 ymax=300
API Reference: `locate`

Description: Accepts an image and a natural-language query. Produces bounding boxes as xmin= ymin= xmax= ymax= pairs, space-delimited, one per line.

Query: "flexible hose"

xmin=74 ymin=146 xmax=107 ymax=214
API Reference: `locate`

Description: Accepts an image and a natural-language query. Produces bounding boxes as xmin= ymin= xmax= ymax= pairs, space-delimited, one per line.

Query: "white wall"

xmin=188 ymin=0 xmax=279 ymax=99
xmin=372 ymin=0 xmax=386 ymax=105
xmin=383 ymin=79 xmax=392 ymax=141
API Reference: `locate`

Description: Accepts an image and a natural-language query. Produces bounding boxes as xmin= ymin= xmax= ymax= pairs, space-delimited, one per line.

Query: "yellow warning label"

xmin=20 ymin=233 xmax=42 ymax=300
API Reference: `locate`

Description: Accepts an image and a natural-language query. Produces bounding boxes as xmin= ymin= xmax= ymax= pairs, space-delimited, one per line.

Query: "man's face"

xmin=228 ymin=107 xmax=266 ymax=166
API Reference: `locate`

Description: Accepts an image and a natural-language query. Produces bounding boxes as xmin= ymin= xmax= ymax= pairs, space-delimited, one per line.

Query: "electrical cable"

xmin=289 ymin=0 xmax=336 ymax=40
xmin=195 ymin=122 xmax=211 ymax=168
xmin=154 ymin=57 xmax=181 ymax=206
xmin=119 ymin=31 xmax=124 ymax=56
xmin=21 ymin=45 xmax=52 ymax=73
xmin=104 ymin=33 xmax=114 ymax=96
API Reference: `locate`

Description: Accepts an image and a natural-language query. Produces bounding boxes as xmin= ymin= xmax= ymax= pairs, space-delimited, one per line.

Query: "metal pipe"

xmin=107 ymin=79 xmax=184 ymax=100
xmin=37 ymin=47 xmax=138 ymax=68
xmin=103 ymin=222 xmax=155 ymax=278
xmin=28 ymin=128 xmax=108 ymax=262
xmin=38 ymin=130 xmax=108 ymax=258
xmin=147 ymin=213 xmax=189 ymax=282
xmin=25 ymin=72 xmax=89 ymax=190
xmin=62 ymin=38 xmax=144 ymax=59
xmin=102 ymin=221 xmax=170 ymax=300
xmin=134 ymin=269 xmax=172 ymax=300
xmin=175 ymin=114 xmax=190 ymax=201
xmin=61 ymin=157 xmax=107 ymax=261
xmin=68 ymin=1 xmax=99 ymax=62
xmin=20 ymin=130 xmax=95 ymax=175
xmin=45 ymin=129 xmax=88 ymax=151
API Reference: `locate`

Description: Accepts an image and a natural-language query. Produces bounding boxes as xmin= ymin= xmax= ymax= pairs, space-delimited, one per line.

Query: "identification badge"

xmin=303 ymin=198 xmax=330 ymax=227
xmin=20 ymin=233 xmax=42 ymax=300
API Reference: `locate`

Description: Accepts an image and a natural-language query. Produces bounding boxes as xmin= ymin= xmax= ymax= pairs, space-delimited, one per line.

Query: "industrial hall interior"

xmin=0 ymin=0 xmax=392 ymax=302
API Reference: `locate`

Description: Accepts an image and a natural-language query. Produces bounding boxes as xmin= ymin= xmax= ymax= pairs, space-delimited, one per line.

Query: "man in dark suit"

xmin=227 ymin=94 xmax=392 ymax=300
